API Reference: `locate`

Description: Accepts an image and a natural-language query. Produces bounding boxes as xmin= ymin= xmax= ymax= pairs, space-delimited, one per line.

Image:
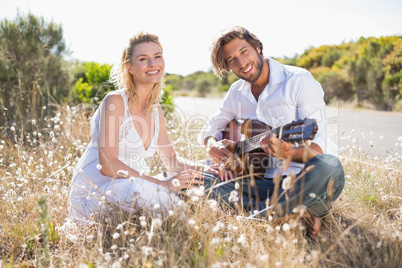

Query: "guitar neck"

xmin=234 ymin=127 xmax=282 ymax=156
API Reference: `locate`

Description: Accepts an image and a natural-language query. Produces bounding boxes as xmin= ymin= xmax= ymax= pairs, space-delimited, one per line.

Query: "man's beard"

xmin=237 ymin=55 xmax=264 ymax=83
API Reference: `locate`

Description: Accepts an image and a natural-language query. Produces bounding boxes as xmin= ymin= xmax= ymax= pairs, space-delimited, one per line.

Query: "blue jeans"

xmin=203 ymin=154 xmax=345 ymax=218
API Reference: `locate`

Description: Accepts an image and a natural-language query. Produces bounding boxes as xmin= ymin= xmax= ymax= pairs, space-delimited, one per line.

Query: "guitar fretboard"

xmin=234 ymin=127 xmax=282 ymax=155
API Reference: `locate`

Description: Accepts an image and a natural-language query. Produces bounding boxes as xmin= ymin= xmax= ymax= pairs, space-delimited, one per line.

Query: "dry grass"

xmin=0 ymin=104 xmax=401 ymax=268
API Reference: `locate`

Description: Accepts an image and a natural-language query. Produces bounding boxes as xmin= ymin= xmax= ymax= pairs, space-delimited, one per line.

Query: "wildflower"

xmin=235 ymin=216 xmax=243 ymax=222
xmin=111 ymin=244 xmax=118 ymax=250
xmin=237 ymin=234 xmax=247 ymax=246
xmin=66 ymin=233 xmax=78 ymax=243
xmin=32 ymin=119 xmax=36 ymax=125
xmin=105 ymin=190 xmax=111 ymax=196
xmin=212 ymin=221 xmax=225 ymax=233
xmin=228 ymin=190 xmax=239 ymax=203
xmin=10 ymin=126 xmax=15 ymax=131
xmin=172 ymin=178 xmax=180 ymax=188
xmin=211 ymin=238 xmax=221 ymax=245
xmin=152 ymin=218 xmax=162 ymax=229
xmin=188 ymin=219 xmax=196 ymax=225
xmin=129 ymin=176 xmax=136 ymax=182
xmin=208 ymin=199 xmax=217 ymax=210
xmin=282 ymin=175 xmax=292 ymax=191
xmin=153 ymin=204 xmax=160 ymax=210
xmin=282 ymin=223 xmax=290 ymax=232
xmin=96 ymin=164 xmax=102 ymax=170
xmin=235 ymin=182 xmax=240 ymax=189
xmin=111 ymin=261 xmax=121 ymax=268
xmin=142 ymin=246 xmax=153 ymax=256
xmin=112 ymin=232 xmax=120 ymax=239
xmin=168 ymin=210 xmax=174 ymax=216
xmin=309 ymin=193 xmax=317 ymax=198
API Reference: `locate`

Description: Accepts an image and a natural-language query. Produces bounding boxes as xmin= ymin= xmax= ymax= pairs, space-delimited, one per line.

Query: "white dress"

xmin=68 ymin=89 xmax=180 ymax=222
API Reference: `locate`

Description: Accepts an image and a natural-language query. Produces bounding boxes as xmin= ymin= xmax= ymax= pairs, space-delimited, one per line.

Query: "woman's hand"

xmin=163 ymin=169 xmax=205 ymax=192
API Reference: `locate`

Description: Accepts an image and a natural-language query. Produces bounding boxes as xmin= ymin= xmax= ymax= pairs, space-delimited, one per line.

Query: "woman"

xmin=68 ymin=32 xmax=216 ymax=222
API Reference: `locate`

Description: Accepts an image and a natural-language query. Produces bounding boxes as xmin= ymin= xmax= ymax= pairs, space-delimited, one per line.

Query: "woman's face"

xmin=128 ymin=41 xmax=165 ymax=86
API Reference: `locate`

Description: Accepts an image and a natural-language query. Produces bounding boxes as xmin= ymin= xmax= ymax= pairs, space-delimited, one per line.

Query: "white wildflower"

xmin=237 ymin=234 xmax=247 ymax=246
xmin=282 ymin=175 xmax=292 ymax=191
xmin=111 ymin=261 xmax=121 ymax=268
xmin=105 ymin=190 xmax=111 ymax=196
xmin=282 ymin=223 xmax=290 ymax=232
xmin=96 ymin=164 xmax=102 ymax=170
xmin=152 ymin=218 xmax=162 ymax=229
xmin=142 ymin=246 xmax=153 ymax=256
xmin=172 ymin=178 xmax=180 ymax=188
xmin=66 ymin=234 xmax=78 ymax=243
xmin=208 ymin=199 xmax=217 ymax=210
xmin=112 ymin=232 xmax=120 ymax=239
xmin=309 ymin=193 xmax=317 ymax=198
xmin=228 ymin=190 xmax=239 ymax=203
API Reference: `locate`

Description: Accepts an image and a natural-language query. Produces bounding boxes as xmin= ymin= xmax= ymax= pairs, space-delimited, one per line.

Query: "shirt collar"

xmin=237 ymin=57 xmax=286 ymax=94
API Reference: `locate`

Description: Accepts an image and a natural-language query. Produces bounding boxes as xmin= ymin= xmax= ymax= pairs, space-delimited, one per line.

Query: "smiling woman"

xmin=68 ymin=32 xmax=217 ymax=223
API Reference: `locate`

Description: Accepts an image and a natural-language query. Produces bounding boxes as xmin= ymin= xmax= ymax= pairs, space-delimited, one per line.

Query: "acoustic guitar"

xmin=221 ymin=118 xmax=318 ymax=175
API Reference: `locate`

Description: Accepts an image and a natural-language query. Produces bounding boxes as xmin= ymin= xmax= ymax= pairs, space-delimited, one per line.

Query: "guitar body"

xmin=223 ymin=119 xmax=272 ymax=175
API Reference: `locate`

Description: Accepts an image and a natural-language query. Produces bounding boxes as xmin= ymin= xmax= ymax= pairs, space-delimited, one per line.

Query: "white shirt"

xmin=197 ymin=58 xmax=338 ymax=177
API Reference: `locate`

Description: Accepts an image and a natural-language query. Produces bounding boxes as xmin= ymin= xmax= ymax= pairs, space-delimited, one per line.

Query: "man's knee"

xmin=306 ymin=154 xmax=345 ymax=197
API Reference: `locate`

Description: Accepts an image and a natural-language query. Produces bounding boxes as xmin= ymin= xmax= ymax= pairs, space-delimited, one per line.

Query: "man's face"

xmin=223 ymin=37 xmax=263 ymax=83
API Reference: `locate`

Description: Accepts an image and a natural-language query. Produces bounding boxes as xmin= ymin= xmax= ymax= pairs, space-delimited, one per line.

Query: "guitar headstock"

xmin=280 ymin=118 xmax=318 ymax=145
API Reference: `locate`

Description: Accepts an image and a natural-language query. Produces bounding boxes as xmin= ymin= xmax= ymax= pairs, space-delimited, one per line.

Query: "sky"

xmin=1 ymin=0 xmax=402 ymax=76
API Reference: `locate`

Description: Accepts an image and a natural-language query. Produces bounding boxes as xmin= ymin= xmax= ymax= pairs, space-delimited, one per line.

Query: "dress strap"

xmin=153 ymin=106 xmax=160 ymax=144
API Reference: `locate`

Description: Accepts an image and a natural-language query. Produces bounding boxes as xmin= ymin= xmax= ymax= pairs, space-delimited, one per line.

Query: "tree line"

xmin=1 ymin=12 xmax=401 ymax=132
xmin=165 ymin=36 xmax=402 ymax=111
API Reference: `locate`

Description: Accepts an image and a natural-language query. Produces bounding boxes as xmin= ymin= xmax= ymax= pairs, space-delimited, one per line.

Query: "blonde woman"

xmin=68 ymin=32 xmax=216 ymax=222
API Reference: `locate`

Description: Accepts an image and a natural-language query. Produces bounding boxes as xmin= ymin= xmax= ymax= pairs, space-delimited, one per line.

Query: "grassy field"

xmin=0 ymin=104 xmax=401 ymax=268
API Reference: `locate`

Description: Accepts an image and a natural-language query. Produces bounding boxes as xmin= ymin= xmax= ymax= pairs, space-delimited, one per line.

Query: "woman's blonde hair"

xmin=109 ymin=32 xmax=163 ymax=111
xmin=210 ymin=26 xmax=263 ymax=79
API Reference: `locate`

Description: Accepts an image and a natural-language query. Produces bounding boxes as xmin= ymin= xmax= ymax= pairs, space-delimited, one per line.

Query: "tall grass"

xmin=0 ymin=104 xmax=401 ymax=267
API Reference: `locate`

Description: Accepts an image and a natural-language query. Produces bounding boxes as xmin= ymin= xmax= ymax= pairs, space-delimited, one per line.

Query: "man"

xmin=198 ymin=26 xmax=345 ymax=239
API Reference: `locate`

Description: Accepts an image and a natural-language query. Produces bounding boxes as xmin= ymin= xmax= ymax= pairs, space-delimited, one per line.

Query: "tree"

xmin=72 ymin=61 xmax=114 ymax=104
xmin=0 ymin=11 xmax=71 ymax=128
